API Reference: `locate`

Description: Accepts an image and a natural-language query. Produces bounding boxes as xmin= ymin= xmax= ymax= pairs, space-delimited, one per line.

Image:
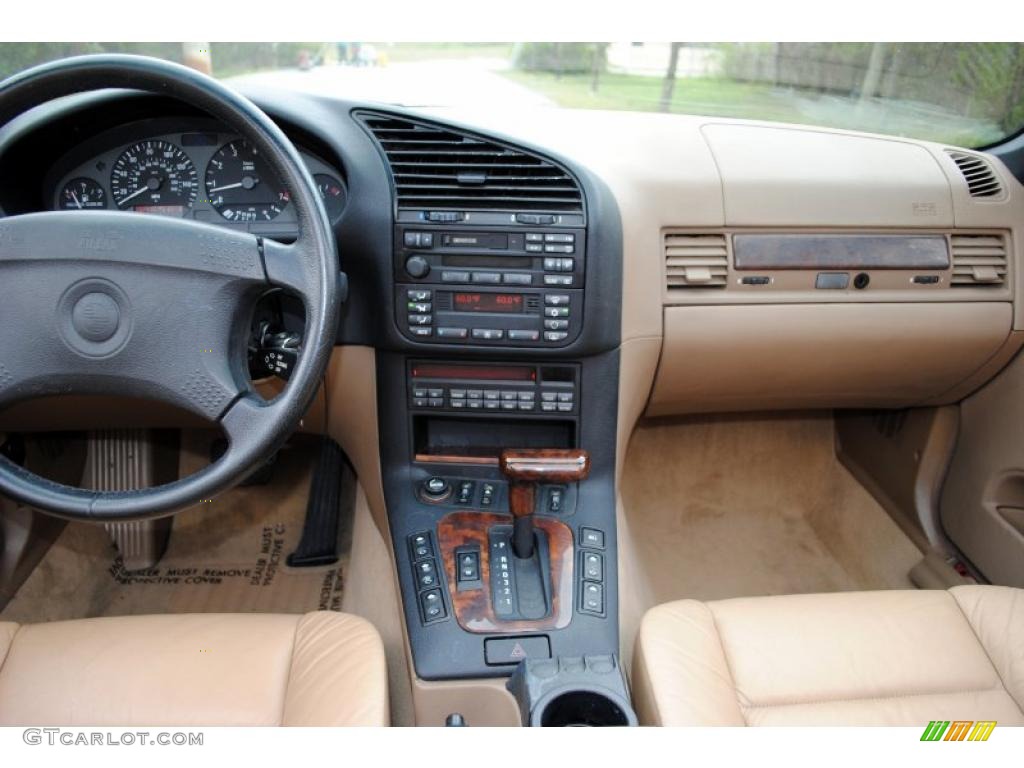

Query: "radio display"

xmin=452 ymin=292 xmax=524 ymax=313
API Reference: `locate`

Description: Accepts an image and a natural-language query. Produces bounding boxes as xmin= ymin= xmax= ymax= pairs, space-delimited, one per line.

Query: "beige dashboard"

xmin=428 ymin=107 xmax=1024 ymax=417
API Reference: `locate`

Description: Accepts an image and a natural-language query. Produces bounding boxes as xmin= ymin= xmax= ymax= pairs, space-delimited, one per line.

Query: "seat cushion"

xmin=633 ymin=585 xmax=1024 ymax=726
xmin=0 ymin=612 xmax=388 ymax=726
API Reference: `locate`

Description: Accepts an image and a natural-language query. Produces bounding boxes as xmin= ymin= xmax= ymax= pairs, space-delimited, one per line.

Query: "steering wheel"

xmin=0 ymin=55 xmax=340 ymax=520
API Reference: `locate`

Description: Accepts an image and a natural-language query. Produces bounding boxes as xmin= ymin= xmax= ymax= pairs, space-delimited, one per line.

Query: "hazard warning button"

xmin=484 ymin=635 xmax=551 ymax=665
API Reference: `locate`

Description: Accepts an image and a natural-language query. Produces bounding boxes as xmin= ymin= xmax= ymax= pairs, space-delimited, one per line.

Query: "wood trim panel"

xmin=436 ymin=511 xmax=574 ymax=634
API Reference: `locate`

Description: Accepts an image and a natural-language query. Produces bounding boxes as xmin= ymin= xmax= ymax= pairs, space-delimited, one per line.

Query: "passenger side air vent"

xmin=946 ymin=151 xmax=1004 ymax=199
xmin=664 ymin=233 xmax=729 ymax=293
xmin=357 ymin=112 xmax=583 ymax=213
xmin=950 ymin=234 xmax=1008 ymax=286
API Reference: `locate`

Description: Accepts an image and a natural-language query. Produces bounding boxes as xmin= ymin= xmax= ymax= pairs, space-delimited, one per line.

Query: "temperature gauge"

xmin=314 ymin=173 xmax=347 ymax=220
xmin=59 ymin=178 xmax=106 ymax=210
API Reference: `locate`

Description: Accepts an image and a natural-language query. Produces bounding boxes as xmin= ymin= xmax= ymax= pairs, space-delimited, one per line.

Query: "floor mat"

xmin=1 ymin=434 xmax=348 ymax=623
xmin=621 ymin=413 xmax=921 ymax=608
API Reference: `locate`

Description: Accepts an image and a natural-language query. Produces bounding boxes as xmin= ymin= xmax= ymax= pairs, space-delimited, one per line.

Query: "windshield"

xmin=2 ymin=42 xmax=1022 ymax=147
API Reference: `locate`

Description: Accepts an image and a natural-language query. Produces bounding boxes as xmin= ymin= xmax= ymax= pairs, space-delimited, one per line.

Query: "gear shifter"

xmin=499 ymin=449 xmax=591 ymax=559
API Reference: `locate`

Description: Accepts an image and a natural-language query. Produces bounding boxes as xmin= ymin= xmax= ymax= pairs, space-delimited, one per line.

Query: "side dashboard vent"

xmin=357 ymin=112 xmax=583 ymax=213
xmin=664 ymin=233 xmax=729 ymax=293
xmin=950 ymin=234 xmax=1008 ymax=286
xmin=946 ymin=151 xmax=1004 ymax=199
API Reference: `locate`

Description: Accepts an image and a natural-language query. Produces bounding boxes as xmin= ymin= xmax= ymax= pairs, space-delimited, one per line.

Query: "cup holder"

xmin=534 ymin=687 xmax=634 ymax=727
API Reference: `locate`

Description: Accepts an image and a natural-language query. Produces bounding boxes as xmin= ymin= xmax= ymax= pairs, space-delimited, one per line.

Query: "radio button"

xmin=518 ymin=402 xmax=535 ymax=411
xmin=501 ymin=401 xmax=518 ymax=411
xmin=404 ymin=231 xmax=434 ymax=248
xmin=525 ymin=244 xmax=543 ymax=253
xmin=468 ymin=400 xmax=483 ymax=409
xmin=410 ymin=327 xmax=432 ymax=337
xmin=544 ymin=244 xmax=574 ymax=254
xmin=557 ymin=402 xmax=574 ymax=412
xmin=518 ymin=391 xmax=535 ymax=401
xmin=557 ymin=392 xmax=574 ymax=403
xmin=544 ymin=331 xmax=569 ymax=342
xmin=508 ymin=329 xmax=540 ymax=342
xmin=544 ymin=233 xmax=575 ymax=244
xmin=427 ymin=389 xmax=444 ymax=398
xmin=544 ymin=275 xmax=573 ymax=286
xmin=541 ymin=392 xmax=557 ymax=402
xmin=413 ymin=398 xmax=428 ymax=408
xmin=472 ymin=328 xmax=505 ymax=341
xmin=515 ymin=213 xmax=556 ymax=226
xmin=559 ymin=258 xmax=575 ymax=271
xmin=503 ymin=273 xmax=533 ymax=285
xmin=483 ymin=390 xmax=500 ymax=400
xmin=450 ymin=389 xmax=467 ymax=399
xmin=436 ymin=327 xmax=468 ymax=339
xmin=541 ymin=402 xmax=557 ymax=412
xmin=525 ymin=233 xmax=544 ymax=242
xmin=471 ymin=272 xmax=502 ymax=284
xmin=428 ymin=398 xmax=444 ymax=408
xmin=413 ymin=388 xmax=428 ymax=398
xmin=407 ymin=289 xmax=432 ymax=301
xmin=484 ymin=401 xmax=500 ymax=410
xmin=544 ymin=319 xmax=569 ymax=330
xmin=467 ymin=389 xmax=484 ymax=399
xmin=500 ymin=390 xmax=517 ymax=401
xmin=543 ymin=257 xmax=560 ymax=271
xmin=441 ymin=270 xmax=471 ymax=283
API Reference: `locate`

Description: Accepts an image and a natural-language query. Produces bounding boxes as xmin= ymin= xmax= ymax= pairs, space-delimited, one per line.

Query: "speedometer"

xmin=205 ymin=139 xmax=290 ymax=222
xmin=110 ymin=140 xmax=198 ymax=215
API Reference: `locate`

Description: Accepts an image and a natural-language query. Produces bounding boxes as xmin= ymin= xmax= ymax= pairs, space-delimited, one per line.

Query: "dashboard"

xmin=44 ymin=117 xmax=347 ymax=240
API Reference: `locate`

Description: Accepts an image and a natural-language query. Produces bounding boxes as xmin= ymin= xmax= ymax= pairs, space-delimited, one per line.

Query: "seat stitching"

xmin=741 ymin=684 xmax=1006 ymax=710
xmin=948 ymin=589 xmax=1024 ymax=717
xmin=706 ymin=605 xmax=748 ymax=725
xmin=277 ymin=615 xmax=304 ymax=726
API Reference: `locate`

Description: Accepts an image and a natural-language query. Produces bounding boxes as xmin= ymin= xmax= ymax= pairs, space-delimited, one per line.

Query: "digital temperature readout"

xmin=452 ymin=292 xmax=525 ymax=313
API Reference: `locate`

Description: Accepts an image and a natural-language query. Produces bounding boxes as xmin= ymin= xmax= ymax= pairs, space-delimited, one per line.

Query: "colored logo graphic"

xmin=920 ymin=720 xmax=997 ymax=741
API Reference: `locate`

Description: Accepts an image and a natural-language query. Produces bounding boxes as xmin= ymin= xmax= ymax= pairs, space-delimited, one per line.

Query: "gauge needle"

xmin=70 ymin=190 xmax=82 ymax=209
xmin=117 ymin=185 xmax=151 ymax=207
xmin=209 ymin=182 xmax=244 ymax=193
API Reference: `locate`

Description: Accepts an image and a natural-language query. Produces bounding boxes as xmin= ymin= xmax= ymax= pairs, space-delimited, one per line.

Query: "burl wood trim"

xmin=437 ymin=511 xmax=574 ymax=634
xmin=499 ymin=449 xmax=591 ymax=484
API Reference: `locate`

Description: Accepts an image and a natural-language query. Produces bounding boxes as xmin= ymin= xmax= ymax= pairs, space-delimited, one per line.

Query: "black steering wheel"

xmin=0 ymin=55 xmax=340 ymax=520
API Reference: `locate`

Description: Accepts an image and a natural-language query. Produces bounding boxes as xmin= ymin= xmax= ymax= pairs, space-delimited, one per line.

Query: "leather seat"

xmin=0 ymin=612 xmax=389 ymax=726
xmin=632 ymin=586 xmax=1024 ymax=726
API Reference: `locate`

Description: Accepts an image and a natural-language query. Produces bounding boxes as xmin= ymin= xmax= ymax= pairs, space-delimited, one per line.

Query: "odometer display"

xmin=110 ymin=140 xmax=197 ymax=213
xmin=452 ymin=293 xmax=525 ymax=313
xmin=205 ymin=139 xmax=290 ymax=222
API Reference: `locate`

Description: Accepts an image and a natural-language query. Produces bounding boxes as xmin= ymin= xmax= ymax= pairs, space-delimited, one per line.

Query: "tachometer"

xmin=59 ymin=178 xmax=106 ymax=210
xmin=110 ymin=140 xmax=198 ymax=215
xmin=205 ymin=139 xmax=290 ymax=222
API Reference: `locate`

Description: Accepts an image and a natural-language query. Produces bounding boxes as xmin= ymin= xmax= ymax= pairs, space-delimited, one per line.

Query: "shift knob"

xmin=499 ymin=449 xmax=591 ymax=559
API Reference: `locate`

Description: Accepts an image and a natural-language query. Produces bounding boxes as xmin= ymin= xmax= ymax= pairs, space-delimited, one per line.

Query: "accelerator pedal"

xmin=287 ymin=437 xmax=355 ymax=568
xmin=86 ymin=429 xmax=174 ymax=572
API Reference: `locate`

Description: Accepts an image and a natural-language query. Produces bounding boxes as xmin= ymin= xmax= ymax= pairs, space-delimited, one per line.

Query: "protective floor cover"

xmin=1 ymin=433 xmax=348 ymax=622
xmin=621 ymin=413 xmax=920 ymax=606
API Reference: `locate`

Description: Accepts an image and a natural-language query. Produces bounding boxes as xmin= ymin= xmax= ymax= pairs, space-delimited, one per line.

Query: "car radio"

xmin=394 ymin=223 xmax=586 ymax=347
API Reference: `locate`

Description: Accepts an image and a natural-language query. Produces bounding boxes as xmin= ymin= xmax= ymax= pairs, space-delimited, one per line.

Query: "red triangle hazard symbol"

xmin=510 ymin=642 xmax=527 ymax=659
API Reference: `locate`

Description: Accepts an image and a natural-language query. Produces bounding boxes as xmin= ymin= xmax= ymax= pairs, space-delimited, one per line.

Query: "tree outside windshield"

xmin=2 ymin=42 xmax=1021 ymax=147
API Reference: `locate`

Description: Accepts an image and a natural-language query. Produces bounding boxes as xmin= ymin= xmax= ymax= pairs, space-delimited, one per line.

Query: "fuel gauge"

xmin=60 ymin=178 xmax=107 ymax=210
xmin=314 ymin=174 xmax=347 ymax=221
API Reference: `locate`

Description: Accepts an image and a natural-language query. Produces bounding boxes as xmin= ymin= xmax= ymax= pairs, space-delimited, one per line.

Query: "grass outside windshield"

xmin=2 ymin=42 xmax=1022 ymax=147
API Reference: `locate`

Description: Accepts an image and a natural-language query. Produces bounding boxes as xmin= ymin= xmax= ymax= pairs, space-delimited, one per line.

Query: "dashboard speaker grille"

xmin=664 ymin=233 xmax=729 ymax=295
xmin=946 ymin=151 xmax=1004 ymax=199
xmin=357 ymin=112 xmax=583 ymax=214
xmin=950 ymin=233 xmax=1008 ymax=286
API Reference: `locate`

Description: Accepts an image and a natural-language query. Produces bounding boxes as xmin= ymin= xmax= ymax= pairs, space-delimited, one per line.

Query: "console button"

xmin=556 ymin=392 xmax=574 ymax=403
xmin=407 ymin=301 xmax=432 ymax=313
xmin=583 ymin=552 xmax=604 ymax=581
xmin=518 ymin=402 xmax=535 ymax=411
xmin=456 ymin=480 xmax=474 ymax=504
xmin=436 ymin=327 xmax=468 ymax=339
xmin=541 ymin=392 xmax=557 ymax=402
xmin=416 ymin=559 xmax=439 ymax=589
xmin=484 ymin=401 xmax=500 ymax=410
xmin=408 ymin=314 xmax=433 ymax=326
xmin=545 ymin=294 xmax=570 ymax=305
xmin=503 ymin=273 xmax=533 ymax=285
xmin=544 ymin=275 xmax=573 ymax=286
xmin=484 ymin=635 xmax=551 ymax=665
xmin=544 ymin=244 xmax=574 ymax=254
xmin=581 ymin=582 xmax=604 ymax=614
xmin=545 ymin=233 xmax=575 ymax=243
xmin=467 ymin=389 xmax=483 ymax=399
xmin=427 ymin=389 xmax=444 ymax=398
xmin=515 ymin=213 xmax=556 ymax=225
xmin=481 ymin=483 xmax=496 ymax=506
xmin=559 ymin=258 xmax=575 ymax=271
xmin=471 ymin=328 xmax=504 ymax=341
xmin=441 ymin=270 xmax=471 ymax=283
xmin=544 ymin=319 xmax=569 ymax=330
xmin=580 ymin=528 xmax=605 ymax=549
xmin=508 ymin=329 xmax=540 ymax=342
xmin=525 ymin=233 xmax=544 ymax=242
xmin=410 ymin=327 xmax=432 ymax=337
xmin=557 ymin=402 xmax=573 ymax=412
xmin=409 ymin=532 xmax=433 ymax=560
xmin=541 ymin=402 xmax=557 ymax=412
xmin=407 ymin=289 xmax=432 ymax=301
xmin=420 ymin=589 xmax=446 ymax=621
xmin=525 ymin=243 xmax=543 ymax=253
xmin=427 ymin=211 xmax=464 ymax=223
xmin=457 ymin=551 xmax=480 ymax=581
xmin=428 ymin=397 xmax=444 ymax=408
xmin=449 ymin=389 xmax=466 ymax=398
xmin=413 ymin=398 xmax=428 ymax=408
xmin=544 ymin=331 xmax=569 ymax=342
xmin=501 ymin=401 xmax=517 ymax=410
xmin=543 ymin=257 xmax=560 ymax=271
xmin=413 ymin=388 xmax=428 ymax=398
xmin=500 ymin=390 xmax=517 ymax=400
xmin=471 ymin=272 xmax=502 ymax=284
xmin=544 ymin=307 xmax=569 ymax=318
xmin=548 ymin=487 xmax=564 ymax=513
xmin=483 ymin=390 xmax=500 ymax=400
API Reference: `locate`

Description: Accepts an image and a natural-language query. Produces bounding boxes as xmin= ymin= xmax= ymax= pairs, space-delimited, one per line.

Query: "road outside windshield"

xmin=2 ymin=42 xmax=1022 ymax=147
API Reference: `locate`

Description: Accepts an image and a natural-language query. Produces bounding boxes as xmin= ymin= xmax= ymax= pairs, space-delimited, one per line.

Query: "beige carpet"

xmin=1 ymin=434 xmax=348 ymax=623
xmin=621 ymin=413 xmax=921 ymax=609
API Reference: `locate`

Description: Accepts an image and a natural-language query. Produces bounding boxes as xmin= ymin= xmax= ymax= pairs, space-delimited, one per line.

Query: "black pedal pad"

xmin=287 ymin=437 xmax=354 ymax=568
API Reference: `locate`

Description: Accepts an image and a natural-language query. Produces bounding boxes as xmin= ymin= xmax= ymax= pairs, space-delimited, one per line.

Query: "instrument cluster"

xmin=49 ymin=121 xmax=347 ymax=236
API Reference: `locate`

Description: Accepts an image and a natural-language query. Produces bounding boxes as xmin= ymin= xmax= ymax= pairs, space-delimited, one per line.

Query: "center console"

xmin=360 ymin=109 xmax=627 ymax=723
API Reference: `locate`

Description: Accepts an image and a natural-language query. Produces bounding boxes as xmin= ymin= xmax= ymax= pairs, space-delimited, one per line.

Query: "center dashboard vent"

xmin=664 ymin=233 xmax=729 ymax=294
xmin=357 ymin=112 xmax=583 ymax=214
xmin=946 ymin=151 xmax=1005 ymax=199
xmin=950 ymin=234 xmax=1008 ymax=286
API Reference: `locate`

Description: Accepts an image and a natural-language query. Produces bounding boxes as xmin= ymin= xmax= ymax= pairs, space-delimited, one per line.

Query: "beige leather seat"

xmin=633 ymin=585 xmax=1024 ymax=726
xmin=0 ymin=612 xmax=389 ymax=726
